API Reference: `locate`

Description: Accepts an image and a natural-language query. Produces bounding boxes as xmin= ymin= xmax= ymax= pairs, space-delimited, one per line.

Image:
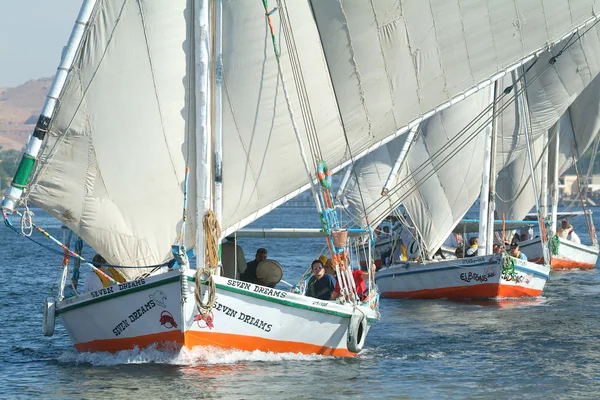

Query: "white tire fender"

xmin=347 ymin=312 xmax=368 ymax=353
xmin=43 ymin=297 xmax=56 ymax=337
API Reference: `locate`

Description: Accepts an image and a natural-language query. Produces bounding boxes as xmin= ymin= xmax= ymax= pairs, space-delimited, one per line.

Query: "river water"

xmin=1 ymin=205 xmax=599 ymax=399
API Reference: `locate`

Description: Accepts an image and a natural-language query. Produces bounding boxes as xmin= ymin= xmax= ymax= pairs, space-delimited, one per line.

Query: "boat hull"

xmin=374 ymin=254 xmax=550 ymax=299
xmin=56 ymin=271 xmax=377 ymax=356
xmin=520 ymin=237 xmax=599 ymax=269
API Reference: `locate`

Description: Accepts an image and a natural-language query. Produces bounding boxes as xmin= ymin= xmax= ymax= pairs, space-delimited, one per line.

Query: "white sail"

xmin=345 ymin=21 xmax=600 ymax=256
xmin=28 ymin=1 xmax=196 ymax=277
xmin=17 ymin=0 xmax=600 ymax=275
xmin=498 ymin=75 xmax=600 ymax=219
xmin=310 ymin=0 xmax=599 ymax=138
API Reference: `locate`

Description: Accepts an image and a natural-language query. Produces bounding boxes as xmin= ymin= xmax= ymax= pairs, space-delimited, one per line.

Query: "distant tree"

xmin=0 ymin=149 xmax=21 ymax=187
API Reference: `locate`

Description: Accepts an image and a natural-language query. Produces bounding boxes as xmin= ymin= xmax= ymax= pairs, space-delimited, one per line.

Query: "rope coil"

xmin=195 ymin=210 xmax=221 ymax=317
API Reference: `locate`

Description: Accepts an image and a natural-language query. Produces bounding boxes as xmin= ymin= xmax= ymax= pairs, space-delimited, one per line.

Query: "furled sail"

xmin=14 ymin=0 xmax=600 ymax=276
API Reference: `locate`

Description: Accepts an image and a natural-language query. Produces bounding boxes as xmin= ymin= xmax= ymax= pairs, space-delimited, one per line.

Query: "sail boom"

xmin=234 ymin=228 xmax=366 ymax=239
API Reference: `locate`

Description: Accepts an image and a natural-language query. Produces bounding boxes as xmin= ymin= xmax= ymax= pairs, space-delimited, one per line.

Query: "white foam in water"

xmin=57 ymin=345 xmax=332 ymax=366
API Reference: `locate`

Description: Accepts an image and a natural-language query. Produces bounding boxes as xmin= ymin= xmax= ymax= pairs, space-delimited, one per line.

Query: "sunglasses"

xmin=312 ymin=265 xmax=323 ymax=271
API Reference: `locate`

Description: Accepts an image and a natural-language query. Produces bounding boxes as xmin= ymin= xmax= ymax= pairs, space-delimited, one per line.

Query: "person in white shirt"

xmin=568 ymin=230 xmax=581 ymax=244
xmin=557 ymin=220 xmax=573 ymax=239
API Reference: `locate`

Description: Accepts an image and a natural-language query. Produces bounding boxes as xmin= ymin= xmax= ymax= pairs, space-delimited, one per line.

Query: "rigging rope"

xmin=195 ymin=210 xmax=220 ymax=317
xmin=564 ymin=134 xmax=600 ymax=211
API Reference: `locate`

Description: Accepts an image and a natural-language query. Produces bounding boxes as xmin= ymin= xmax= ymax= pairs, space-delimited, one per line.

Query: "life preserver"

xmin=317 ymin=161 xmax=332 ymax=189
xmin=43 ymin=297 xmax=56 ymax=337
xmin=347 ymin=312 xmax=368 ymax=353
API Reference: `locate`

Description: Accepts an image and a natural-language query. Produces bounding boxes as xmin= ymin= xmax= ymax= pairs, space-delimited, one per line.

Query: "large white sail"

xmin=28 ymin=1 xmax=196 ymax=277
xmin=14 ymin=0 xmax=600 ymax=274
xmin=497 ymin=75 xmax=600 ymax=219
xmin=345 ymin=21 xmax=600 ymax=256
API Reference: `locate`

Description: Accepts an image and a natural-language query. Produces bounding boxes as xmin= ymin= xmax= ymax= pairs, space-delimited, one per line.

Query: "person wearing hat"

xmin=509 ymin=241 xmax=527 ymax=261
xmin=319 ymin=255 xmax=336 ymax=277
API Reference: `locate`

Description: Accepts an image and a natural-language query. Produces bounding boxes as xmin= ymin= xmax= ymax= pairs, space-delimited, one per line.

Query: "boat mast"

xmin=478 ymin=84 xmax=497 ymax=255
xmin=519 ymin=79 xmax=549 ymax=265
xmin=1 ymin=0 xmax=98 ymax=212
xmin=551 ymin=122 xmax=560 ymax=235
xmin=195 ymin=0 xmax=213 ymax=269
xmin=213 ymin=0 xmax=223 ymax=230
xmin=540 ymin=131 xmax=549 ymax=219
xmin=485 ymin=83 xmax=498 ymax=254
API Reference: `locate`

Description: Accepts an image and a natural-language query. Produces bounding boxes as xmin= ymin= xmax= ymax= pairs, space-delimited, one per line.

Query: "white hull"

xmin=57 ymin=270 xmax=377 ymax=356
xmin=520 ymin=236 xmax=599 ymax=269
xmin=374 ymin=254 xmax=550 ymax=299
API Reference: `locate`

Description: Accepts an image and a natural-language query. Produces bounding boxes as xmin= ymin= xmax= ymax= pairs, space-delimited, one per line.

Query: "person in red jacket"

xmin=331 ymin=263 xmax=376 ymax=301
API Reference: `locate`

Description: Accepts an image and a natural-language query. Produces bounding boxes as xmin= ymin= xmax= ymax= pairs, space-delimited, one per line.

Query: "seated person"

xmin=492 ymin=243 xmax=502 ymax=254
xmin=331 ymin=263 xmax=376 ymax=301
xmin=240 ymin=248 xmax=267 ymax=284
xmin=509 ymin=241 xmax=527 ymax=261
xmin=455 ymin=247 xmax=464 ymax=259
xmin=83 ymin=254 xmax=123 ymax=292
xmin=568 ymin=229 xmax=581 ymax=244
xmin=465 ymin=237 xmax=479 ymax=257
xmin=557 ymin=220 xmax=573 ymax=239
xmin=305 ymin=259 xmax=336 ymax=300
xmin=519 ymin=226 xmax=534 ymax=242
xmin=319 ymin=255 xmax=337 ymax=278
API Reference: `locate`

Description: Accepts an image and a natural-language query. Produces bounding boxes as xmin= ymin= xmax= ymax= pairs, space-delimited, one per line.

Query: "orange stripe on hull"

xmin=383 ymin=283 xmax=542 ymax=299
xmin=74 ymin=330 xmax=355 ymax=357
xmin=185 ymin=330 xmax=355 ymax=357
xmin=551 ymin=258 xmax=595 ymax=269
xmin=75 ymin=330 xmax=183 ymax=353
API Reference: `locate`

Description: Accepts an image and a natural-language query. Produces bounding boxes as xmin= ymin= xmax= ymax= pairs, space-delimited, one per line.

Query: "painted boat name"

xmin=213 ymin=301 xmax=272 ymax=332
xmin=226 ymin=279 xmax=287 ymax=299
xmin=112 ymin=299 xmax=156 ymax=336
xmin=90 ymin=278 xmax=146 ymax=299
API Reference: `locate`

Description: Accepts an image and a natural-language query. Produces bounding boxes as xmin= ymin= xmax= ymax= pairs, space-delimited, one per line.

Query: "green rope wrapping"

xmin=550 ymin=235 xmax=560 ymax=256
xmin=502 ymin=254 xmax=518 ymax=282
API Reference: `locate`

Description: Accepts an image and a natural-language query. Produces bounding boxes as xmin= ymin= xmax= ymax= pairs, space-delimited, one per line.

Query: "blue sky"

xmin=0 ymin=0 xmax=81 ymax=87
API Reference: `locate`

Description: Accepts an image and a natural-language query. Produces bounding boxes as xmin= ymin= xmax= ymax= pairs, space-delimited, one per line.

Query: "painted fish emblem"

xmin=149 ymin=290 xmax=167 ymax=307
xmin=159 ymin=310 xmax=178 ymax=329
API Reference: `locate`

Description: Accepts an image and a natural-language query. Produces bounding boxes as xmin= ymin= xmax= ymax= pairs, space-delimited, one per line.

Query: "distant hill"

xmin=0 ymin=77 xmax=50 ymax=151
